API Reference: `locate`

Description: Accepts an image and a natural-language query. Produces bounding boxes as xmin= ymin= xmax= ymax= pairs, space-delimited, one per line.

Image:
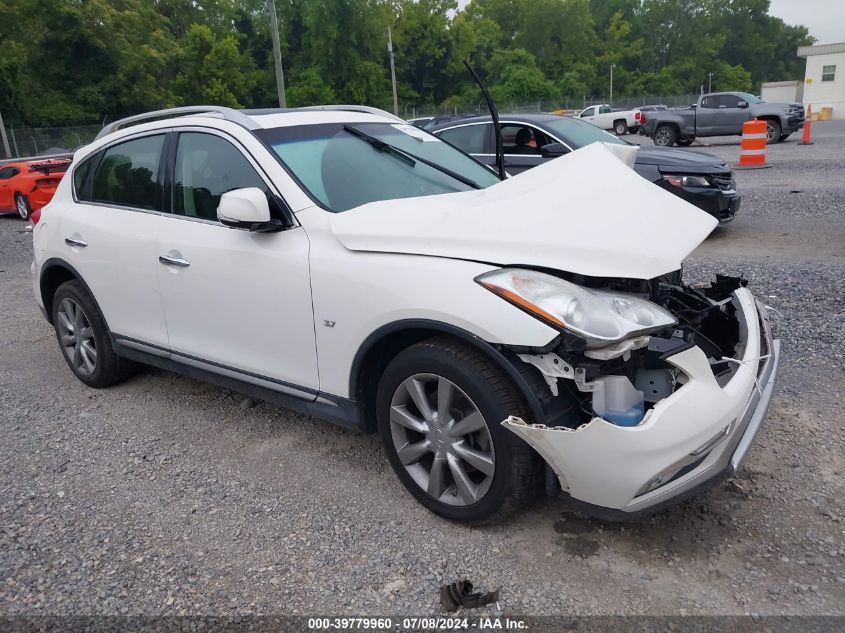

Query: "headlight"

xmin=476 ymin=269 xmax=677 ymax=345
xmin=664 ymin=174 xmax=710 ymax=188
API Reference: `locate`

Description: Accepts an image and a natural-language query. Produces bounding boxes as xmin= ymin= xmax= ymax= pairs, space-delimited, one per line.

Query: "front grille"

xmin=711 ymin=174 xmax=736 ymax=191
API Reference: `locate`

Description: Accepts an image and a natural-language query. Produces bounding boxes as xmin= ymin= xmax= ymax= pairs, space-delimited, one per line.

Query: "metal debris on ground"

xmin=439 ymin=579 xmax=500 ymax=612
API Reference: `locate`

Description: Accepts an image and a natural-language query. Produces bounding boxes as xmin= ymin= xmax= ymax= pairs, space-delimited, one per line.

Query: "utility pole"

xmin=609 ymin=64 xmax=615 ymax=105
xmin=387 ymin=26 xmax=399 ymax=116
xmin=268 ymin=0 xmax=287 ymax=108
xmin=708 ymin=72 xmax=713 ymax=92
xmin=0 ymin=111 xmax=11 ymax=158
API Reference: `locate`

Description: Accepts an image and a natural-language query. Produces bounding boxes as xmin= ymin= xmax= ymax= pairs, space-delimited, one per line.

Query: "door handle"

xmin=64 ymin=237 xmax=88 ymax=248
xmin=158 ymin=255 xmax=191 ymax=268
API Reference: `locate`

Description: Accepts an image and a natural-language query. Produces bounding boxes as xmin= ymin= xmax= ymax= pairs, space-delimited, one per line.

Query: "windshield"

xmin=256 ymin=122 xmax=501 ymax=212
xmin=734 ymin=92 xmax=762 ymax=104
xmin=540 ymin=117 xmax=627 ymax=148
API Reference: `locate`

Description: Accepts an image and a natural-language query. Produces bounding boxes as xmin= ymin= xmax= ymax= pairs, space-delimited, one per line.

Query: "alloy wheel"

xmin=766 ymin=123 xmax=777 ymax=142
xmin=389 ymin=373 xmax=495 ymax=506
xmin=655 ymin=129 xmax=671 ymax=145
xmin=16 ymin=195 xmax=28 ymax=219
xmin=57 ymin=298 xmax=97 ymax=376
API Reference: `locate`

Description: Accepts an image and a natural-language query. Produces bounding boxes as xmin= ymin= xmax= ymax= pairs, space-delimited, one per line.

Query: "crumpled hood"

xmin=330 ymin=142 xmax=717 ymax=280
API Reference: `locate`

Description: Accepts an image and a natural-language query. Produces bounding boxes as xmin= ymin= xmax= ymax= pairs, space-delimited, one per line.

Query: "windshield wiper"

xmin=343 ymin=125 xmax=481 ymax=190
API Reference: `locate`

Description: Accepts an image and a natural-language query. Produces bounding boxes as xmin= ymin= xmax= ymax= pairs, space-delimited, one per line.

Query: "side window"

xmin=0 ymin=167 xmax=18 ymax=179
xmin=92 ymin=135 xmax=164 ymax=210
xmin=700 ymin=96 xmax=717 ymax=109
xmin=437 ymin=124 xmax=488 ymax=154
xmin=599 ymin=105 xmax=612 ymax=114
xmin=719 ymin=94 xmax=742 ymax=108
xmin=500 ymin=124 xmax=542 ymax=155
xmin=173 ymin=132 xmax=268 ymax=222
xmin=73 ymin=154 xmax=97 ymax=201
xmin=580 ymin=108 xmax=593 ymax=117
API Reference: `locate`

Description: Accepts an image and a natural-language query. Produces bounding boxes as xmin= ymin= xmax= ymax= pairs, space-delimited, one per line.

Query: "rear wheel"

xmin=765 ymin=119 xmax=782 ymax=143
xmin=15 ymin=193 xmax=30 ymax=220
xmin=653 ymin=125 xmax=677 ymax=147
xmin=376 ymin=337 xmax=542 ymax=524
xmin=52 ymin=280 xmax=136 ymax=388
xmin=614 ymin=120 xmax=628 ymax=135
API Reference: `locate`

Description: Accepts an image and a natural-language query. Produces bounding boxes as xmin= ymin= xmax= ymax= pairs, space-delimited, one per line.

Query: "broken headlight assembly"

xmin=476 ymin=268 xmax=677 ymax=347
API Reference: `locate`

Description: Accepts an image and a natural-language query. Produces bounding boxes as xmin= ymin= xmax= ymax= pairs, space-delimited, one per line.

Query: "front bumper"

xmin=660 ymin=181 xmax=740 ymax=224
xmin=504 ymin=288 xmax=779 ymax=517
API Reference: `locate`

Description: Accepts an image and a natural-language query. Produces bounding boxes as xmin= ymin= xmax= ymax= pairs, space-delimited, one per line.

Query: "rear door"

xmin=716 ymin=94 xmax=753 ymax=134
xmin=156 ymin=129 xmax=318 ymax=394
xmin=498 ymin=123 xmax=554 ymax=175
xmin=60 ymin=133 xmax=169 ymax=346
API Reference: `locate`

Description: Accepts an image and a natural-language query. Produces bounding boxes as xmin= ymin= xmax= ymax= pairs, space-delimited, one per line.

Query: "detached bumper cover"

xmin=504 ymin=288 xmax=780 ymax=516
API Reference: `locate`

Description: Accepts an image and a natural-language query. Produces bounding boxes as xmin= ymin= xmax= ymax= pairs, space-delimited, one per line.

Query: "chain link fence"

xmin=403 ymin=94 xmax=701 ymax=119
xmin=1 ymin=94 xmax=703 ymax=158
xmin=1 ymin=123 xmax=102 ymax=160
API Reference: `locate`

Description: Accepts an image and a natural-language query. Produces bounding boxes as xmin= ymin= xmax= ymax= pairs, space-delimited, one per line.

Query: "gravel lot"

xmin=1 ymin=121 xmax=843 ymax=617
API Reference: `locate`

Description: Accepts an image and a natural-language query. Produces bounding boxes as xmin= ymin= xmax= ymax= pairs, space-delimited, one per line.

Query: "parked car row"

xmin=430 ymin=113 xmax=740 ymax=223
xmin=31 ymin=105 xmax=778 ymax=525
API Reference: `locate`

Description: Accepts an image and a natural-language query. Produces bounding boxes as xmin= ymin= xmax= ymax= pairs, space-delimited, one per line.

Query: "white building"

xmin=761 ymin=80 xmax=802 ymax=103
xmin=797 ymin=42 xmax=845 ymax=119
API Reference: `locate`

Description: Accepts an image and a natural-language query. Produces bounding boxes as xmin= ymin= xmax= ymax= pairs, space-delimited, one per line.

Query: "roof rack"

xmin=95 ymin=104 xmax=405 ymax=141
xmin=95 ymin=106 xmax=259 ymax=140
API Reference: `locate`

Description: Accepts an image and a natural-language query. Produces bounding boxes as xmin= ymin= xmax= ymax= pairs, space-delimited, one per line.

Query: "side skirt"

xmin=112 ymin=339 xmax=367 ymax=433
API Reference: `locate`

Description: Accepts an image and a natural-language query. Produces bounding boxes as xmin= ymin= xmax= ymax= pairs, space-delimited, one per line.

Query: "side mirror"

xmin=540 ymin=142 xmax=568 ymax=157
xmin=737 ymin=101 xmax=749 ymax=109
xmin=218 ymin=187 xmax=288 ymax=232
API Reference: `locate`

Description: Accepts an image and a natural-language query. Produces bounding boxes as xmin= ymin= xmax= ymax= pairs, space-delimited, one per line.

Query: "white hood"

xmin=329 ymin=142 xmax=717 ymax=280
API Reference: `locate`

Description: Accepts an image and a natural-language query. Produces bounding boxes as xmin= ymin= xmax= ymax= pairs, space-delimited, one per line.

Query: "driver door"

xmin=156 ymin=130 xmax=319 ymax=395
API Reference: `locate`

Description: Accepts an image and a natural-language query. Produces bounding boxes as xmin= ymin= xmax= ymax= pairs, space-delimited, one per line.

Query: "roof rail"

xmin=293 ymin=105 xmax=405 ymax=122
xmin=95 ymin=106 xmax=259 ymax=140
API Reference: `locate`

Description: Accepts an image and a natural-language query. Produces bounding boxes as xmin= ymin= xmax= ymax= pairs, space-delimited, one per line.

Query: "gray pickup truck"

xmin=642 ymin=92 xmax=805 ymax=146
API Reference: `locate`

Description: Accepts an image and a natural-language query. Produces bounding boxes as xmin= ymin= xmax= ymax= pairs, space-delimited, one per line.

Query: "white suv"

xmin=32 ymin=105 xmax=779 ymax=523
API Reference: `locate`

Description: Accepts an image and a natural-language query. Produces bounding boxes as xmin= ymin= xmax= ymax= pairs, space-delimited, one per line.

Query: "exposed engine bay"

xmin=510 ymin=273 xmax=751 ymax=430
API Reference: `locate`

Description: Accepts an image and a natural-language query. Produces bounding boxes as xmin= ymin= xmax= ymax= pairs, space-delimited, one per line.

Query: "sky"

xmin=769 ymin=0 xmax=845 ymax=45
xmin=454 ymin=0 xmax=845 ymax=46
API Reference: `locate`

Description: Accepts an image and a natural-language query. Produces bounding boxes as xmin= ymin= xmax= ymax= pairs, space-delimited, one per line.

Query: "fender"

xmin=349 ymin=318 xmax=552 ymax=427
xmin=38 ymin=258 xmax=108 ymax=329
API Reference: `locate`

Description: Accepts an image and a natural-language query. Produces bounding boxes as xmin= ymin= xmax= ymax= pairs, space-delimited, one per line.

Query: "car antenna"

xmin=464 ymin=59 xmax=505 ymax=180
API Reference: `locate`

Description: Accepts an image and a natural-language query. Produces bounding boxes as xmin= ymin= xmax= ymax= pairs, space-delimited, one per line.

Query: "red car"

xmin=0 ymin=158 xmax=71 ymax=220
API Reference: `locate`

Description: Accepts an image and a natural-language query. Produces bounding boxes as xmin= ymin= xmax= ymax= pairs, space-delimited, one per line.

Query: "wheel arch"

xmin=39 ymin=258 xmax=107 ymax=330
xmin=349 ymin=320 xmax=548 ymax=433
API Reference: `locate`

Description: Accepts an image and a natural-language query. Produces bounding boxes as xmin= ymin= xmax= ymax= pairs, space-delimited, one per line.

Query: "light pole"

xmin=387 ymin=26 xmax=399 ymax=116
xmin=268 ymin=0 xmax=287 ymax=108
xmin=610 ymin=64 xmax=615 ymax=105
xmin=708 ymin=72 xmax=713 ymax=93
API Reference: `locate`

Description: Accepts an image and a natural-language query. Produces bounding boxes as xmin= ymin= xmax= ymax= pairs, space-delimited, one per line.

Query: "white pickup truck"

xmin=574 ymin=104 xmax=641 ymax=135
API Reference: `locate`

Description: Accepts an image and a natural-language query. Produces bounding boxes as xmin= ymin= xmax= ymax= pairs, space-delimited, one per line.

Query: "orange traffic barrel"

xmin=737 ymin=118 xmax=770 ymax=169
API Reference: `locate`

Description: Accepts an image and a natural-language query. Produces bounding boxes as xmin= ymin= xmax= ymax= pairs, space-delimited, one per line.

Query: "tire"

xmin=15 ymin=193 xmax=30 ymax=220
xmin=778 ymin=133 xmax=791 ymax=142
xmin=376 ymin=337 xmax=542 ymax=524
xmin=765 ymin=119 xmax=782 ymax=143
xmin=52 ymin=280 xmax=137 ymax=388
xmin=653 ymin=125 xmax=677 ymax=147
xmin=614 ymin=120 xmax=628 ymax=135
xmin=677 ymin=138 xmax=693 ymax=147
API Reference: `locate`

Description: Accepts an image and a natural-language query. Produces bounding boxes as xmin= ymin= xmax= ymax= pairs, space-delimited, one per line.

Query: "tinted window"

xmin=541 ymin=117 xmax=627 ymax=147
xmin=73 ymin=154 xmax=96 ymax=200
xmin=579 ymin=108 xmax=593 ymax=117
xmin=0 ymin=167 xmax=18 ymax=179
xmin=719 ymin=94 xmax=743 ymax=108
xmin=500 ymin=124 xmax=551 ymax=155
xmin=92 ymin=135 xmax=164 ymax=210
xmin=257 ymin=122 xmax=500 ymax=213
xmin=700 ymin=96 xmax=718 ymax=109
xmin=174 ymin=133 xmax=267 ymax=221
xmin=599 ymin=106 xmax=612 ymax=114
xmin=437 ymin=124 xmax=489 ymax=154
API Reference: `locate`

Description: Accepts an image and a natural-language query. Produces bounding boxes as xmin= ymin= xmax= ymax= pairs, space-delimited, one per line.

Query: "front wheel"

xmin=15 ymin=193 xmax=30 ymax=220
xmin=614 ymin=120 xmax=628 ymax=135
xmin=376 ymin=337 xmax=542 ymax=523
xmin=765 ymin=119 xmax=782 ymax=143
xmin=653 ymin=125 xmax=677 ymax=147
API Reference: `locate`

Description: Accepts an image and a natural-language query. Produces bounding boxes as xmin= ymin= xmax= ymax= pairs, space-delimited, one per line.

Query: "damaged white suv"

xmin=32 ymin=105 xmax=779 ymax=523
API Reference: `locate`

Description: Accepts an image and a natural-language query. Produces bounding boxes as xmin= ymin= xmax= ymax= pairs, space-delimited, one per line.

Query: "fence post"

xmin=10 ymin=126 xmax=19 ymax=157
xmin=0 ymin=111 xmax=11 ymax=158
